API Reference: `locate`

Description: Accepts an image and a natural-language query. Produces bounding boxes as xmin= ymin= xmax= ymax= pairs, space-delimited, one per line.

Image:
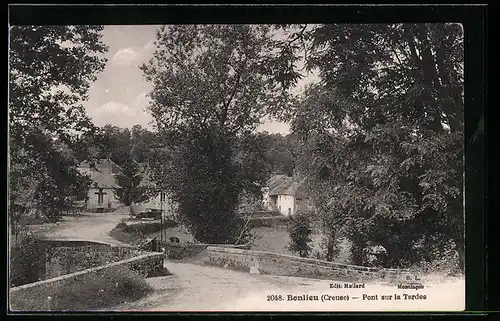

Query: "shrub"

xmin=109 ymin=228 xmax=135 ymax=245
xmin=10 ymin=266 xmax=154 ymax=311
xmin=287 ymin=211 xmax=313 ymax=258
xmin=9 ymin=232 xmax=45 ymax=287
xmin=320 ymin=234 xmax=341 ymax=262
xmin=131 ymin=220 xmax=178 ymax=235
xmin=246 ymin=210 xmax=282 ymax=218
xmin=410 ymin=239 xmax=463 ymax=276
xmin=113 ymin=222 xmax=129 ymax=232
xmin=247 ymin=216 xmax=290 ymax=229
xmin=115 ymin=221 xmax=178 ymax=237
xmin=109 ymin=220 xmax=179 ymax=245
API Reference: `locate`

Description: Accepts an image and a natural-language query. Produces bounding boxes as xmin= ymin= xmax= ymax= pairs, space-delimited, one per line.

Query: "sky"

xmin=83 ymin=25 xmax=318 ymax=135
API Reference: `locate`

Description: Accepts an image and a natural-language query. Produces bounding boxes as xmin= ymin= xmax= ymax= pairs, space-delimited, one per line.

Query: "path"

xmin=27 ymin=210 xmax=129 ymax=246
xmin=30 ymin=211 xmax=465 ymax=312
xmin=107 ymin=261 xmax=329 ymax=312
xmin=105 ymin=260 xmax=465 ymax=312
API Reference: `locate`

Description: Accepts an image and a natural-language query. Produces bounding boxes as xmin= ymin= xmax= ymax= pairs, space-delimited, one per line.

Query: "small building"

xmin=134 ymin=164 xmax=177 ymax=220
xmin=77 ymin=159 xmax=176 ymax=218
xmin=77 ymin=159 xmax=122 ymax=210
xmin=262 ymin=174 xmax=309 ymax=216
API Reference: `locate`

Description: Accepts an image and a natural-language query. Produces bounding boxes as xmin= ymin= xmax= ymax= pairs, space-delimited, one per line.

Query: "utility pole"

xmin=160 ymin=191 xmax=163 ymax=244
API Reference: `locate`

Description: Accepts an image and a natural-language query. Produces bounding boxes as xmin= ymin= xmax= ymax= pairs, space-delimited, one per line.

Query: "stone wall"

xmin=206 ymin=247 xmax=414 ymax=283
xmin=160 ymin=242 xmax=251 ymax=260
xmin=9 ymin=252 xmax=165 ymax=311
xmin=38 ymin=239 xmax=140 ymax=280
xmin=45 ymin=245 xmax=145 ymax=279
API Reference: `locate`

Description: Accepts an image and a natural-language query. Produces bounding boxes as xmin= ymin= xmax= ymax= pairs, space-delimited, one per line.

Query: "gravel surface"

xmin=27 ymin=211 xmax=465 ymax=312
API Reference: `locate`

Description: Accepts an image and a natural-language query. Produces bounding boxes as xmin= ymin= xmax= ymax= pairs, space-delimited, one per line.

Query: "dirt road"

xmin=31 ymin=211 xmax=465 ymax=312
xmin=104 ymin=260 xmax=465 ymax=312
xmin=107 ymin=261 xmax=333 ymax=312
xmin=27 ymin=211 xmax=129 ymax=246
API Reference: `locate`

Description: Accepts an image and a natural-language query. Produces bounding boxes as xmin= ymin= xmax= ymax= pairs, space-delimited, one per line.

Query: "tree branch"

xmin=220 ymin=59 xmax=246 ymax=127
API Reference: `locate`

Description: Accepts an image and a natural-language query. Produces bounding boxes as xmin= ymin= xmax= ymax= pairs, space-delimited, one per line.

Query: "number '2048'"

xmin=267 ymin=294 xmax=283 ymax=301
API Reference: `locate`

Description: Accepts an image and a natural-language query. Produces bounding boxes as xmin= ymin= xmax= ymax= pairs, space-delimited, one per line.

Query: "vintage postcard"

xmin=8 ymin=22 xmax=467 ymax=312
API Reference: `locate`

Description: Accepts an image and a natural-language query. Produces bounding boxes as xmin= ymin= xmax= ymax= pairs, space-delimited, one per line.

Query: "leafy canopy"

xmin=142 ymin=25 xmax=284 ymax=243
xmin=9 ymin=25 xmax=108 ymax=223
xmin=280 ymin=23 xmax=464 ymax=270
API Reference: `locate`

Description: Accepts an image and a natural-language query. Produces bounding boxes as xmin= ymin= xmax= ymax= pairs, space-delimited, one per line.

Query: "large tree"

xmin=286 ymin=23 xmax=464 ymax=271
xmin=114 ymin=158 xmax=153 ymax=218
xmin=9 ymin=25 xmax=108 ymax=224
xmin=141 ymin=25 xmax=279 ymax=243
xmin=93 ymin=125 xmax=132 ymax=165
xmin=259 ymin=132 xmax=296 ymax=177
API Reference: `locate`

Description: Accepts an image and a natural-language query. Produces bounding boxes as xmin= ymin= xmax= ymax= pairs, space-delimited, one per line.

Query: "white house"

xmin=77 ymin=159 xmax=122 ymax=210
xmin=77 ymin=159 xmax=176 ymax=218
xmin=135 ymin=164 xmax=178 ymax=220
xmin=262 ymin=174 xmax=310 ymax=216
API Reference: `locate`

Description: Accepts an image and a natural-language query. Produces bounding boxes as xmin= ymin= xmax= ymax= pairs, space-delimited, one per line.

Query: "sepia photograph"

xmin=8 ymin=21 xmax=467 ymax=312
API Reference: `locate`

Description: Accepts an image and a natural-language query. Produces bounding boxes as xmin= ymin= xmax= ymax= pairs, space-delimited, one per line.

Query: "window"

xmin=160 ymin=193 xmax=166 ymax=202
xmin=95 ymin=188 xmax=106 ymax=205
xmin=288 ymin=208 xmax=291 ymax=216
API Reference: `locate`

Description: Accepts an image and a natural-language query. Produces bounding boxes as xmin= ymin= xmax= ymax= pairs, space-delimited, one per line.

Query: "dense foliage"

xmin=114 ymin=158 xmax=154 ymax=216
xmin=85 ymin=124 xmax=158 ymax=166
xmin=10 ymin=232 xmax=45 ymax=287
xmin=141 ymin=25 xmax=281 ymax=243
xmin=9 ymin=23 xmax=466 ymax=274
xmin=287 ymin=210 xmax=313 ymax=258
xmin=9 ymin=26 xmax=108 ymax=224
xmin=281 ymin=23 xmax=464 ymax=271
xmin=258 ymin=132 xmax=297 ymax=177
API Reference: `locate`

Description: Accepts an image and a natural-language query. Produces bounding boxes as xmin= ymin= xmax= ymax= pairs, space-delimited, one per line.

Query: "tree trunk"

xmin=454 ymin=237 xmax=465 ymax=273
xmin=326 ymin=241 xmax=334 ymax=262
xmin=403 ymin=24 xmax=444 ymax=133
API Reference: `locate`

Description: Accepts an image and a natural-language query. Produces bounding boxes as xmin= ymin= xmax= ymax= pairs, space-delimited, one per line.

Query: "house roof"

xmin=267 ymin=175 xmax=308 ymax=197
xmin=79 ymin=159 xmax=160 ymax=190
xmin=88 ymin=171 xmax=118 ymax=189
xmin=78 ymin=159 xmax=122 ymax=171
xmin=78 ymin=159 xmax=120 ymax=188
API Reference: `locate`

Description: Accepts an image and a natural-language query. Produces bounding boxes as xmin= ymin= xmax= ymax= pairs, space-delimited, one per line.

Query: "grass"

xmin=109 ymin=220 xmax=352 ymax=264
xmin=250 ymin=226 xmax=351 ymax=263
xmin=9 ymin=265 xmax=154 ymax=311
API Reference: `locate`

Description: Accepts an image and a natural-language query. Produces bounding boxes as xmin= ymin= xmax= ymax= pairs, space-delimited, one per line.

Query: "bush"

xmin=116 ymin=220 xmax=178 ymax=236
xmin=10 ymin=266 xmax=154 ymax=311
xmin=13 ymin=211 xmax=52 ymax=227
xmin=409 ymin=239 xmax=463 ymax=276
xmin=109 ymin=228 xmax=135 ymax=245
xmin=246 ymin=210 xmax=282 ymax=218
xmin=320 ymin=234 xmax=341 ymax=262
xmin=247 ymin=216 xmax=290 ymax=229
xmin=287 ymin=211 xmax=313 ymax=258
xmin=109 ymin=220 xmax=179 ymax=245
xmin=10 ymin=232 xmax=45 ymax=287
xmin=113 ymin=222 xmax=129 ymax=231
